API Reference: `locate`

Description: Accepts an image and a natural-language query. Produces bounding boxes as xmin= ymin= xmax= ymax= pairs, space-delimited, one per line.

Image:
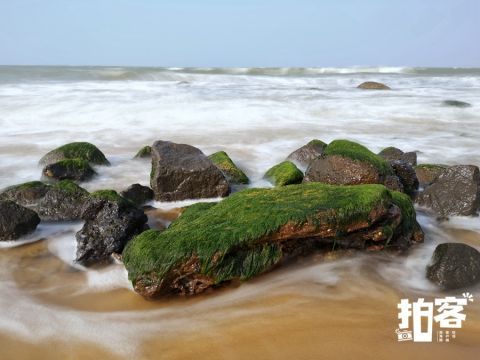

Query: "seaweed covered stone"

xmin=42 ymin=159 xmax=96 ymax=182
xmin=264 ymin=161 xmax=303 ymax=186
xmin=286 ymin=139 xmax=327 ymax=168
xmin=0 ymin=181 xmax=50 ymax=207
xmin=123 ymin=183 xmax=423 ymax=298
xmin=75 ymin=190 xmax=148 ymax=266
xmin=134 ymin=145 xmax=152 ymax=159
xmin=208 ymin=151 xmax=249 ymax=185
xmin=39 ymin=142 xmax=110 ymax=166
xmin=150 ymin=141 xmax=229 ymax=201
xmin=120 ymin=184 xmax=154 ymax=206
xmin=0 ymin=200 xmax=40 ymax=241
xmin=378 ymin=147 xmax=417 ymax=167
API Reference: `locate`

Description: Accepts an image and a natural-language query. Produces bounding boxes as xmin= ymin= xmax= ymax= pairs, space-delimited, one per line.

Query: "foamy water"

xmin=0 ymin=66 xmax=479 ymax=358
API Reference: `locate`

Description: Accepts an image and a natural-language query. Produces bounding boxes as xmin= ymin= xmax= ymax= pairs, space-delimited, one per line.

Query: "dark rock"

xmin=384 ymin=175 xmax=404 ymax=192
xmin=120 ymin=184 xmax=154 ymax=206
xmin=378 ymin=147 xmax=417 ymax=166
xmin=75 ymin=190 xmax=148 ymax=266
xmin=39 ymin=142 xmax=110 ymax=166
xmin=415 ymin=164 xmax=448 ymax=187
xmin=416 ymin=165 xmax=480 ymax=216
xmin=0 ymin=181 xmax=50 ymax=207
xmin=442 ymin=100 xmax=472 ymax=108
xmin=0 ymin=200 xmax=40 ymax=241
xmin=426 ymin=243 xmax=480 ymax=289
xmin=389 ymin=160 xmax=419 ymax=196
xmin=286 ymin=139 xmax=327 ymax=168
xmin=42 ymin=159 xmax=96 ymax=182
xmin=150 ymin=141 xmax=229 ymax=201
xmin=357 ymin=81 xmax=391 ymax=90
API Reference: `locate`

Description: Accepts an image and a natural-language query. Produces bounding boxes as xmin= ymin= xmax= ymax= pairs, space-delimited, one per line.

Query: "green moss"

xmin=90 ymin=189 xmax=135 ymax=208
xmin=123 ymin=183 xmax=395 ymax=286
xmin=390 ymin=191 xmax=416 ymax=235
xmin=414 ymin=164 xmax=448 ymax=170
xmin=10 ymin=181 xmax=47 ymax=191
xmin=52 ymin=180 xmax=89 ymax=195
xmin=264 ymin=161 xmax=303 ymax=186
xmin=307 ymin=139 xmax=327 ymax=148
xmin=208 ymin=151 xmax=249 ymax=184
xmin=134 ymin=145 xmax=152 ymax=159
xmin=42 ymin=142 xmax=109 ymax=165
xmin=324 ymin=140 xmax=393 ymax=175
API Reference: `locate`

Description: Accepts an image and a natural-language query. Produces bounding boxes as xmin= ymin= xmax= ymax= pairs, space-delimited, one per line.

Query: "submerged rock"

xmin=75 ymin=190 xmax=148 ymax=266
xmin=123 ymin=183 xmax=423 ymax=298
xmin=42 ymin=159 xmax=96 ymax=182
xmin=416 ymin=165 xmax=480 ymax=216
xmin=414 ymin=164 xmax=448 ymax=187
xmin=150 ymin=141 xmax=229 ymax=201
xmin=120 ymin=184 xmax=154 ymax=206
xmin=357 ymin=81 xmax=391 ymax=90
xmin=426 ymin=243 xmax=480 ymax=289
xmin=264 ymin=161 xmax=303 ymax=186
xmin=442 ymin=100 xmax=472 ymax=108
xmin=0 ymin=200 xmax=40 ymax=241
xmin=39 ymin=141 xmax=110 ymax=166
xmin=286 ymin=139 xmax=327 ymax=168
xmin=208 ymin=151 xmax=249 ymax=185
xmin=378 ymin=147 xmax=417 ymax=166
xmin=134 ymin=145 xmax=152 ymax=159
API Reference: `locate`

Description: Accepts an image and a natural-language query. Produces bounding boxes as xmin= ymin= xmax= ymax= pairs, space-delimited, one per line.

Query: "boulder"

xmin=75 ymin=190 xmax=148 ymax=266
xmin=378 ymin=147 xmax=417 ymax=166
xmin=357 ymin=81 xmax=391 ymax=90
xmin=426 ymin=243 xmax=480 ymax=289
xmin=389 ymin=160 xmax=419 ymax=196
xmin=304 ymin=140 xmax=393 ymax=185
xmin=42 ymin=159 xmax=96 ymax=182
xmin=0 ymin=181 xmax=50 ymax=207
xmin=39 ymin=142 xmax=109 ymax=166
xmin=123 ymin=183 xmax=423 ymax=298
xmin=120 ymin=184 xmax=154 ymax=206
xmin=150 ymin=141 xmax=229 ymax=201
xmin=264 ymin=161 xmax=303 ymax=186
xmin=208 ymin=151 xmax=249 ymax=185
xmin=414 ymin=164 xmax=448 ymax=187
xmin=442 ymin=100 xmax=472 ymax=108
xmin=416 ymin=165 xmax=480 ymax=216
xmin=134 ymin=145 xmax=152 ymax=159
xmin=286 ymin=139 xmax=327 ymax=168
xmin=0 ymin=200 xmax=40 ymax=241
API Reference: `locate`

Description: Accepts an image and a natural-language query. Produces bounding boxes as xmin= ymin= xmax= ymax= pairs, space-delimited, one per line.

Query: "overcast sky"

xmin=0 ymin=0 xmax=478 ymax=67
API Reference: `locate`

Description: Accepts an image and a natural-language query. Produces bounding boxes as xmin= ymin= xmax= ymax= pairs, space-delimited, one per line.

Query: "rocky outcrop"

xmin=120 ymin=184 xmax=154 ymax=206
xmin=389 ymin=160 xmax=419 ymax=196
xmin=264 ymin=161 xmax=303 ymax=186
xmin=134 ymin=145 xmax=152 ymax=159
xmin=208 ymin=151 xmax=249 ymax=185
xmin=416 ymin=165 xmax=480 ymax=216
xmin=42 ymin=159 xmax=96 ymax=182
xmin=415 ymin=164 xmax=447 ymax=187
xmin=357 ymin=81 xmax=391 ymax=90
xmin=378 ymin=147 xmax=417 ymax=166
xmin=442 ymin=100 xmax=472 ymax=108
xmin=150 ymin=141 xmax=229 ymax=201
xmin=286 ymin=139 xmax=327 ymax=168
xmin=75 ymin=190 xmax=148 ymax=266
xmin=427 ymin=243 xmax=480 ymax=289
xmin=39 ymin=142 xmax=110 ymax=166
xmin=123 ymin=183 xmax=423 ymax=298
xmin=0 ymin=201 xmax=40 ymax=241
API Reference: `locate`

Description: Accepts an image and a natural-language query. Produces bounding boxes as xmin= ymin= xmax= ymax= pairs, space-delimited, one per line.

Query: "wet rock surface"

xmin=286 ymin=139 xmax=327 ymax=168
xmin=120 ymin=184 xmax=154 ymax=206
xmin=0 ymin=200 xmax=40 ymax=241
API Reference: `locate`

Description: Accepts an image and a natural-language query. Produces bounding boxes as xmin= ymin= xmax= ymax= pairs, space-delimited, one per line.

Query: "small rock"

xmin=134 ymin=145 xmax=152 ymax=159
xmin=264 ymin=161 xmax=303 ymax=186
xmin=42 ymin=159 xmax=96 ymax=182
xmin=208 ymin=151 xmax=249 ymax=185
xmin=442 ymin=100 xmax=472 ymax=108
xmin=390 ymin=160 xmax=419 ymax=196
xmin=121 ymin=184 xmax=154 ymax=206
xmin=0 ymin=200 xmax=40 ymax=241
xmin=378 ymin=147 xmax=417 ymax=166
xmin=286 ymin=139 xmax=327 ymax=168
xmin=357 ymin=81 xmax=391 ymax=90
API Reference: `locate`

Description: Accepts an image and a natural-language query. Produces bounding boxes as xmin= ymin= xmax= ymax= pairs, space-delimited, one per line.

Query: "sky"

xmin=0 ymin=0 xmax=478 ymax=67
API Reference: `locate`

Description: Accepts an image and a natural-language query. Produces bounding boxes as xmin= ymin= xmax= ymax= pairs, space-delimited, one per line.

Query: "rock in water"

xmin=150 ymin=141 xmax=229 ymax=201
xmin=208 ymin=151 xmax=249 ymax=185
xmin=357 ymin=81 xmax=391 ymax=90
xmin=0 ymin=181 xmax=50 ymax=207
xmin=378 ymin=147 xmax=417 ymax=166
xmin=442 ymin=100 xmax=472 ymax=108
xmin=39 ymin=142 xmax=110 ymax=166
xmin=42 ymin=159 xmax=96 ymax=182
xmin=0 ymin=200 xmax=40 ymax=241
xmin=414 ymin=164 xmax=448 ymax=187
xmin=264 ymin=161 xmax=303 ymax=186
xmin=134 ymin=145 xmax=152 ymax=159
xmin=120 ymin=184 xmax=154 ymax=206
xmin=75 ymin=190 xmax=148 ymax=266
xmin=416 ymin=165 xmax=480 ymax=216
xmin=286 ymin=139 xmax=327 ymax=168
xmin=123 ymin=183 xmax=423 ymax=298
xmin=426 ymin=243 xmax=480 ymax=289
xmin=389 ymin=160 xmax=419 ymax=196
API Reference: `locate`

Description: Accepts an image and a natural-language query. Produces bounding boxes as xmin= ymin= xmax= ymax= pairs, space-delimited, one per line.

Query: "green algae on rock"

xmin=208 ymin=151 xmax=249 ymax=185
xmin=39 ymin=142 xmax=110 ymax=166
xmin=264 ymin=161 xmax=303 ymax=186
xmin=123 ymin=183 xmax=423 ymax=298
xmin=42 ymin=158 xmax=96 ymax=182
xmin=134 ymin=145 xmax=152 ymax=159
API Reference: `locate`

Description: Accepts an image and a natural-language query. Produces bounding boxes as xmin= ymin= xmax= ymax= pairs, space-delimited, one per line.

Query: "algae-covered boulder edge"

xmin=123 ymin=183 xmax=423 ymax=298
xmin=208 ymin=151 xmax=249 ymax=185
xmin=286 ymin=139 xmax=327 ymax=168
xmin=42 ymin=159 xmax=96 ymax=182
xmin=134 ymin=145 xmax=152 ymax=159
xmin=39 ymin=142 xmax=110 ymax=166
xmin=264 ymin=161 xmax=303 ymax=186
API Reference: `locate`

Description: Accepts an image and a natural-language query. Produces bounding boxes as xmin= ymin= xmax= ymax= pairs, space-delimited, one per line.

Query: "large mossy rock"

xmin=304 ymin=140 xmax=393 ymax=186
xmin=0 ymin=200 xmax=40 ymax=241
xmin=39 ymin=142 xmax=109 ymax=166
xmin=150 ymin=141 xmax=229 ymax=201
xmin=134 ymin=145 xmax=152 ymax=159
xmin=123 ymin=183 xmax=423 ymax=298
xmin=378 ymin=147 xmax=417 ymax=166
xmin=357 ymin=81 xmax=391 ymax=90
xmin=208 ymin=151 xmax=249 ymax=185
xmin=42 ymin=159 xmax=96 ymax=182
xmin=414 ymin=164 xmax=447 ymax=187
xmin=0 ymin=180 xmax=90 ymax=221
xmin=264 ymin=161 xmax=303 ymax=186
xmin=426 ymin=243 xmax=480 ymax=289
xmin=416 ymin=165 xmax=480 ymax=216
xmin=286 ymin=139 xmax=327 ymax=168
xmin=76 ymin=190 xmax=148 ymax=266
